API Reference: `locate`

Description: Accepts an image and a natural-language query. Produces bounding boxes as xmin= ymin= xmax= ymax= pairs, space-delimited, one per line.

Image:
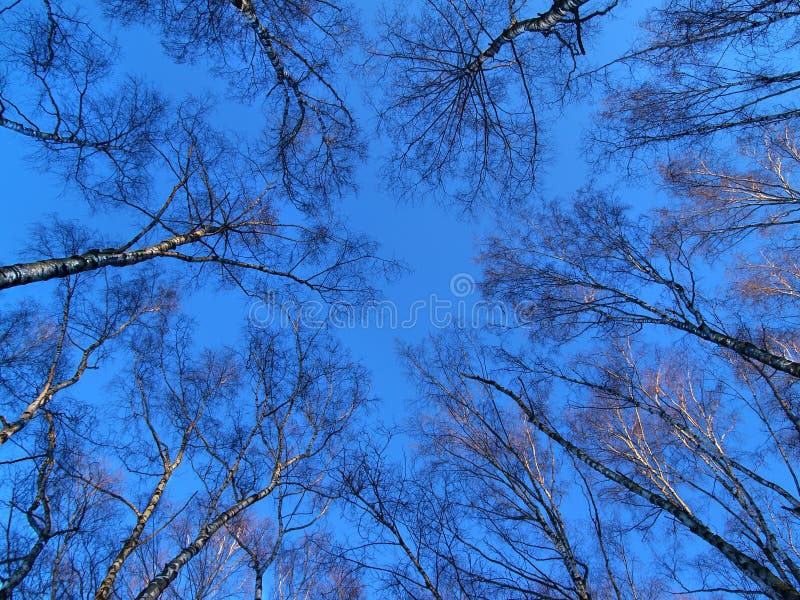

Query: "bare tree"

xmin=660 ymin=127 xmax=800 ymax=246
xmin=405 ymin=341 xmax=596 ymax=600
xmin=592 ymin=0 xmax=800 ymax=160
xmin=337 ymin=339 xmax=669 ymax=599
xmin=129 ymin=323 xmax=366 ymax=600
xmin=373 ymin=0 xmax=800 ymax=199
xmin=98 ymin=0 xmax=363 ymax=202
xmin=0 ymin=314 xmax=368 ymax=598
xmin=481 ymin=182 xmax=800 ymax=378
xmin=83 ymin=318 xmax=235 ymax=600
xmin=400 ymin=329 xmax=800 ymax=598
xmin=377 ymin=125 xmax=800 ymax=598
xmin=0 ymin=263 xmax=173 ymax=446
xmin=0 ymin=411 xmax=59 ymax=600
xmin=0 ymin=1 xmax=386 ymax=299
xmin=0 ymin=406 xmax=128 ymax=599
xmin=374 ymin=0 xmax=618 ymax=202
xmin=0 ymin=107 xmax=383 ymax=299
xmin=0 ymin=0 xmax=163 ymax=195
xmin=11 ymin=0 xmax=800 ymax=598
xmin=1 ymin=2 xmax=376 ymax=597
xmin=335 ymin=440 xmax=452 ymax=600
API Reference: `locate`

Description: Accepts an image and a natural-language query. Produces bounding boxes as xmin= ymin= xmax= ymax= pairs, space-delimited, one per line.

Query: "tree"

xmin=373 ymin=0 xmax=800 ymax=200
xmin=0 ymin=313 xmax=369 ymax=598
xmin=0 ymin=1 xmax=376 ymax=597
xmin=0 ymin=264 xmax=172 ymax=446
xmin=0 ymin=0 xmax=383 ymax=296
xmin=374 ymin=0 xmax=618 ymax=202
xmin=480 ymin=179 xmax=800 ymax=378
xmin=660 ymin=127 xmax=800 ymax=247
xmin=129 ymin=322 xmax=366 ymax=600
xmin=448 ymin=347 xmax=800 ymax=598
xmin=337 ymin=441 xmax=455 ymax=600
xmin=0 ymin=109 xmax=380 ymax=297
xmin=98 ymin=0 xmax=363 ymax=201
xmin=5 ymin=0 xmax=800 ymax=597
xmin=391 ymin=128 xmax=800 ymax=597
xmin=339 ymin=340 xmax=677 ymax=599
xmin=593 ymin=0 xmax=800 ymax=160
xmin=0 ymin=0 xmax=163 ymax=194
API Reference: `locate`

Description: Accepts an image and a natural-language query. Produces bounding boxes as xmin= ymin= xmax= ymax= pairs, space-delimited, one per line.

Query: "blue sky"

xmin=0 ymin=0 xmax=655 ymax=428
xmin=2 ymin=1 xmax=757 ymax=597
xmin=6 ymin=3 xmax=800 ymax=598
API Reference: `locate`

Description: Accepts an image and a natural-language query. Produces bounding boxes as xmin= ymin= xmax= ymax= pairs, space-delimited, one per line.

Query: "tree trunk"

xmin=0 ymin=229 xmax=210 ymax=290
xmin=469 ymin=0 xmax=589 ymax=71
xmin=134 ymin=476 xmax=279 ymax=600
xmin=253 ymin=568 xmax=264 ymax=600
xmin=94 ymin=469 xmax=177 ymax=600
xmin=466 ymin=374 xmax=800 ymax=600
xmin=682 ymin=321 xmax=800 ymax=379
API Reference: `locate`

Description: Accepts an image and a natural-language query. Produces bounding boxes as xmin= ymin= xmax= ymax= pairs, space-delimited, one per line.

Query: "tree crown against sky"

xmin=1 ymin=0 xmax=800 ymax=598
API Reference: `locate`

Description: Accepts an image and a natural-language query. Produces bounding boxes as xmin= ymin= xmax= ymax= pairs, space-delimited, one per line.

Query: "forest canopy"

xmin=1 ymin=0 xmax=799 ymax=598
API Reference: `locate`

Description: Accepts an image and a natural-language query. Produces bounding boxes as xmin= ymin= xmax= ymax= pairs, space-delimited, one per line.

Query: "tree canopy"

xmin=1 ymin=0 xmax=799 ymax=598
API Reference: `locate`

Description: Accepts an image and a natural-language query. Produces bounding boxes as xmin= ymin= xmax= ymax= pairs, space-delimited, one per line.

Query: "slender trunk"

xmin=94 ymin=471 xmax=175 ymax=600
xmin=469 ymin=0 xmax=589 ymax=71
xmin=0 ymin=535 xmax=49 ymax=600
xmin=134 ymin=476 xmax=279 ymax=600
xmin=0 ymin=115 xmax=118 ymax=150
xmin=253 ymin=568 xmax=264 ymax=600
xmin=0 ymin=414 xmax=56 ymax=600
xmin=0 ymin=229 xmax=210 ymax=290
xmin=389 ymin=523 xmax=444 ymax=600
xmin=683 ymin=321 xmax=800 ymax=378
xmin=0 ymin=386 xmax=54 ymax=446
xmin=234 ymin=2 xmax=288 ymax=83
xmin=232 ymin=0 xmax=306 ymax=145
xmin=466 ymin=374 xmax=800 ymax=600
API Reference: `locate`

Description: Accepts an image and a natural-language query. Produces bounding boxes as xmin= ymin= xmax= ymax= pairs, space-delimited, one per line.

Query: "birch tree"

xmin=1 ymin=2 xmax=374 ymax=596
xmin=374 ymin=0 xmax=800 ymax=200
xmin=0 ymin=263 xmax=172 ymax=447
xmin=386 ymin=127 xmax=800 ymax=598
xmin=0 ymin=0 xmax=163 ymax=196
xmin=593 ymin=0 xmax=800 ymax=160
xmin=375 ymin=0 xmax=618 ymax=202
xmin=99 ymin=0 xmax=362 ymax=202
xmin=129 ymin=324 xmax=366 ymax=600
xmin=0 ymin=316 xmax=368 ymax=598
xmin=339 ymin=341 xmax=665 ymax=599
xmin=397 ymin=328 xmax=800 ymax=598
xmin=0 ymin=0 xmax=382 ymax=297
xmin=0 ymin=110 xmax=380 ymax=298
